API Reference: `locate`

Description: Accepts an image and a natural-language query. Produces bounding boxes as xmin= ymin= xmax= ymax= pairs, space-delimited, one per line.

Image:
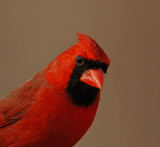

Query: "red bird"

xmin=0 ymin=34 xmax=110 ymax=147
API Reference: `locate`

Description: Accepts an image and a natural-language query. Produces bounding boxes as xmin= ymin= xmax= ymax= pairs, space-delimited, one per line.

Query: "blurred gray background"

xmin=0 ymin=0 xmax=160 ymax=147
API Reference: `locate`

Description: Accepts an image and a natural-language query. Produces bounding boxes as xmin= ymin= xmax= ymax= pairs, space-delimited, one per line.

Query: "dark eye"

xmin=75 ymin=55 xmax=84 ymax=66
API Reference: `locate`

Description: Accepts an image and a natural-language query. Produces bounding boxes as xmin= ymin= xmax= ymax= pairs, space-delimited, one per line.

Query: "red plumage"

xmin=0 ymin=34 xmax=110 ymax=147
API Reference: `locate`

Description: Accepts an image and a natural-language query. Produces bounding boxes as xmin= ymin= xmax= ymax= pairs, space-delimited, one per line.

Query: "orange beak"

xmin=80 ymin=68 xmax=104 ymax=90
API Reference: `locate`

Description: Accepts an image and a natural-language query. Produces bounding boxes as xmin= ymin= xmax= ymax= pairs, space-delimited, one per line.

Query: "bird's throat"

xmin=67 ymin=81 xmax=99 ymax=107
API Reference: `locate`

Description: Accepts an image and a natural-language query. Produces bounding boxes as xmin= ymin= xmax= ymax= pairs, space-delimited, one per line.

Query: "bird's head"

xmin=45 ymin=34 xmax=110 ymax=107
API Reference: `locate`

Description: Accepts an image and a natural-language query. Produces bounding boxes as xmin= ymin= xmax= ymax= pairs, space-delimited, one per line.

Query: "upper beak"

xmin=80 ymin=68 xmax=104 ymax=90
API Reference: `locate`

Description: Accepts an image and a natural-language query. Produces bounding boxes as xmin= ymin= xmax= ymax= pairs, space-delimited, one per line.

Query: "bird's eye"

xmin=75 ymin=55 xmax=84 ymax=66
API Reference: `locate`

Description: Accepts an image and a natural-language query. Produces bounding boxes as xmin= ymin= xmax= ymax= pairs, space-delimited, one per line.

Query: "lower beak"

xmin=80 ymin=68 xmax=104 ymax=90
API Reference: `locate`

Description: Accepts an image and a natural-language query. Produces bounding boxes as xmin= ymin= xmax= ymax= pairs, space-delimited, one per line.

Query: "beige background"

xmin=0 ymin=0 xmax=160 ymax=147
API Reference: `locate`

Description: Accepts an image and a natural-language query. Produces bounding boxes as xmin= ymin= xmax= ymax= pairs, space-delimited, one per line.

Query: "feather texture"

xmin=0 ymin=34 xmax=110 ymax=147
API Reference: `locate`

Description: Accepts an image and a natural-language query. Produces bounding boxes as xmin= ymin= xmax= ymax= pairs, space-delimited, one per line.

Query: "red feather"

xmin=0 ymin=34 xmax=110 ymax=147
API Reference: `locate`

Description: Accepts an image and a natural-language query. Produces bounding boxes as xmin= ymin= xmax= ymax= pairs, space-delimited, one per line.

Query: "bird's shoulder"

xmin=0 ymin=71 xmax=49 ymax=128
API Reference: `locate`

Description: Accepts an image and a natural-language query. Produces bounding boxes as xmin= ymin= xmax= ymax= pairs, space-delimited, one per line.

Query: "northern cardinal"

xmin=0 ymin=34 xmax=110 ymax=147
